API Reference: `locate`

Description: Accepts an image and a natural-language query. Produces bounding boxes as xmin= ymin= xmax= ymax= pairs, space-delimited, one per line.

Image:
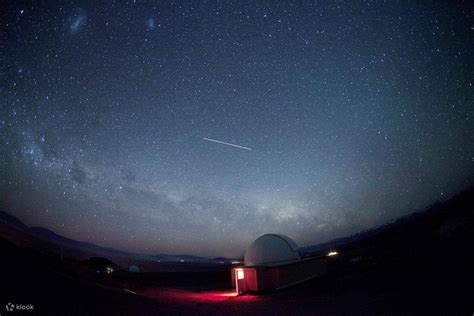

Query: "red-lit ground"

xmin=139 ymin=287 xmax=260 ymax=304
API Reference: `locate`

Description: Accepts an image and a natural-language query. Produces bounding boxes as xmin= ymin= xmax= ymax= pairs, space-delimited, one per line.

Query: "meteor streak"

xmin=202 ymin=138 xmax=252 ymax=151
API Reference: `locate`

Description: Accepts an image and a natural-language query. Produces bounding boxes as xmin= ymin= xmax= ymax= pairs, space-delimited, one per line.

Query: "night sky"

xmin=1 ymin=1 xmax=473 ymax=257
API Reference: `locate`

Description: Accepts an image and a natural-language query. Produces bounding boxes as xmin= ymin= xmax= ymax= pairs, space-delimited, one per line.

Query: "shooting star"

xmin=203 ymin=138 xmax=252 ymax=151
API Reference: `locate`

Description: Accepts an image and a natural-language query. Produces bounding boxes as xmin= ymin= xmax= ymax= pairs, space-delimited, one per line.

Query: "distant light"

xmin=231 ymin=261 xmax=242 ymax=264
xmin=237 ymin=269 xmax=244 ymax=280
xmin=327 ymin=251 xmax=338 ymax=257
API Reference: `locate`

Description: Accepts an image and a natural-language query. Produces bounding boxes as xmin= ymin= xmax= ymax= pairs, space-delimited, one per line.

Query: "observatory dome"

xmin=244 ymin=234 xmax=300 ymax=267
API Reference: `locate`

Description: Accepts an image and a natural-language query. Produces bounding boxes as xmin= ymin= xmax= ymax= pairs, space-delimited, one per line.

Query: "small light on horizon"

xmin=327 ymin=251 xmax=338 ymax=257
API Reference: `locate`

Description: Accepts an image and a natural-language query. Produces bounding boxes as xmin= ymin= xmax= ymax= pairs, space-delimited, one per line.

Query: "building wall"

xmin=232 ymin=256 xmax=327 ymax=293
xmin=272 ymin=257 xmax=327 ymax=290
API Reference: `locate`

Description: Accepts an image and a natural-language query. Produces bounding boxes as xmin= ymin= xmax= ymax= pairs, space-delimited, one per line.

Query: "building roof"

xmin=244 ymin=234 xmax=300 ymax=267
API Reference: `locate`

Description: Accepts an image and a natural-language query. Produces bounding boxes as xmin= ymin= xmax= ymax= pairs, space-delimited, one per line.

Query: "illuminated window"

xmin=237 ymin=269 xmax=244 ymax=280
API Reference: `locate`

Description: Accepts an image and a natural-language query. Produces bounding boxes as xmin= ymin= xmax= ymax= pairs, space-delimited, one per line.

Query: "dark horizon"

xmin=1 ymin=1 xmax=473 ymax=257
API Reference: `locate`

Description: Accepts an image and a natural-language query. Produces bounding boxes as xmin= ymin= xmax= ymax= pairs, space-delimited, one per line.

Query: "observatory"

xmin=232 ymin=234 xmax=329 ymax=294
xmin=244 ymin=234 xmax=300 ymax=267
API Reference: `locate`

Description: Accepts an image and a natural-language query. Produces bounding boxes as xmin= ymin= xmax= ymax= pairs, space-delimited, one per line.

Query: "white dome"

xmin=244 ymin=234 xmax=300 ymax=267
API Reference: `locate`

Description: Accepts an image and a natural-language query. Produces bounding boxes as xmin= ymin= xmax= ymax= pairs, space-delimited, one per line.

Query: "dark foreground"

xmin=1 ymin=189 xmax=473 ymax=315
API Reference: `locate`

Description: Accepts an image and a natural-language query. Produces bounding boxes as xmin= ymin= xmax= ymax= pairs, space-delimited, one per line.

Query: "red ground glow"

xmin=138 ymin=287 xmax=260 ymax=303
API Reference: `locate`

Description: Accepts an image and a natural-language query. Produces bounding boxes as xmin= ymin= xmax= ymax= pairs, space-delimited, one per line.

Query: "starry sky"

xmin=1 ymin=1 xmax=473 ymax=257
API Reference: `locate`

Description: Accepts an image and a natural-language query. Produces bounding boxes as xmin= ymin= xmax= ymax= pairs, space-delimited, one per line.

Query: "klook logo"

xmin=5 ymin=302 xmax=34 ymax=312
xmin=5 ymin=303 xmax=14 ymax=312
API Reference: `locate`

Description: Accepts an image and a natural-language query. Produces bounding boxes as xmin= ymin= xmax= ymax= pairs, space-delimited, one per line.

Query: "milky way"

xmin=1 ymin=1 xmax=473 ymax=257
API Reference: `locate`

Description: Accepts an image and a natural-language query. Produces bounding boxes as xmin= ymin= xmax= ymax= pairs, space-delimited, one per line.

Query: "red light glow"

xmin=138 ymin=287 xmax=259 ymax=303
